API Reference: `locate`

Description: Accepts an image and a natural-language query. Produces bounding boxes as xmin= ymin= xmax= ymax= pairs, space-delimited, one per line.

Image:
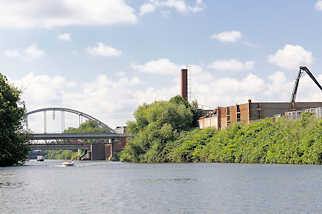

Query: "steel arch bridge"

xmin=25 ymin=107 xmax=115 ymax=134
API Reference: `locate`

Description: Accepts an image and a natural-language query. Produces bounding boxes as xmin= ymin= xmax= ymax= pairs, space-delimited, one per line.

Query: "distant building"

xmin=283 ymin=107 xmax=322 ymax=120
xmin=115 ymin=126 xmax=127 ymax=134
xmin=198 ymin=100 xmax=322 ymax=130
xmin=198 ymin=110 xmax=219 ymax=129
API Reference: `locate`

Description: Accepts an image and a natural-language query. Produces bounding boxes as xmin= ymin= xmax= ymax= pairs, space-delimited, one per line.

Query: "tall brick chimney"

xmin=181 ymin=68 xmax=188 ymax=100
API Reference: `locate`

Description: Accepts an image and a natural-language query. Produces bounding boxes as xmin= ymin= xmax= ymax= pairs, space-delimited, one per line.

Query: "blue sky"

xmin=1 ymin=0 xmax=322 ymax=131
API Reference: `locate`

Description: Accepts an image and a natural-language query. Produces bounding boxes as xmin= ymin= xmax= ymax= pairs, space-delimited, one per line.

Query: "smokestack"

xmin=181 ymin=68 xmax=188 ymax=100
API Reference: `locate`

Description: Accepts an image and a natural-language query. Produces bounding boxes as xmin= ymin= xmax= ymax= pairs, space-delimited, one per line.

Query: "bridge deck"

xmin=29 ymin=143 xmax=91 ymax=150
xmin=29 ymin=133 xmax=131 ymax=140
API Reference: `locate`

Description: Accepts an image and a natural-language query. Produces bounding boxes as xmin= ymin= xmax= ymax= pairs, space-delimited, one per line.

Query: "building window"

xmin=226 ymin=107 xmax=230 ymax=126
xmin=237 ymin=105 xmax=241 ymax=122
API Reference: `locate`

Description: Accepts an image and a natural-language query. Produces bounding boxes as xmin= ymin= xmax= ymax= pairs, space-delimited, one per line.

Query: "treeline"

xmin=120 ymin=96 xmax=322 ymax=164
xmin=47 ymin=150 xmax=78 ymax=160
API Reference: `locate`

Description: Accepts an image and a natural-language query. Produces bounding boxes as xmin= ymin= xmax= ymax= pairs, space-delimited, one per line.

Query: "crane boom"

xmin=290 ymin=66 xmax=322 ymax=110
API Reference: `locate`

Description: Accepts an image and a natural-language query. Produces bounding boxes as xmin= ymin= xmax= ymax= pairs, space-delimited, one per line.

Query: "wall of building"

xmin=249 ymin=102 xmax=322 ymax=121
xmin=284 ymin=107 xmax=322 ymax=120
xmin=200 ymin=101 xmax=322 ymax=130
xmin=217 ymin=103 xmax=250 ymax=129
xmin=198 ymin=115 xmax=218 ymax=129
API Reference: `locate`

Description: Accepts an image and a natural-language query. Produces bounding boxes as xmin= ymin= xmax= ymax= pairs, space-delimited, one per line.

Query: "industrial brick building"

xmin=198 ymin=100 xmax=322 ymax=130
xmin=179 ymin=67 xmax=322 ymax=130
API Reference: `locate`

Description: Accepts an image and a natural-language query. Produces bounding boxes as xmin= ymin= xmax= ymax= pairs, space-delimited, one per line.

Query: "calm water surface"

xmin=1 ymin=160 xmax=322 ymax=214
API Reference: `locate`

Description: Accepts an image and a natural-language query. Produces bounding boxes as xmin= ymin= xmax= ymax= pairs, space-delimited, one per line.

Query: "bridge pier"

xmin=104 ymin=138 xmax=127 ymax=160
xmin=90 ymin=143 xmax=106 ymax=160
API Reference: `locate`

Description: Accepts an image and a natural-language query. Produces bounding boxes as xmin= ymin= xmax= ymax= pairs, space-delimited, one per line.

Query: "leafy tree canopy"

xmin=128 ymin=96 xmax=195 ymax=135
xmin=64 ymin=120 xmax=105 ymax=133
xmin=0 ymin=73 xmax=29 ymax=167
xmin=121 ymin=96 xmax=199 ymax=162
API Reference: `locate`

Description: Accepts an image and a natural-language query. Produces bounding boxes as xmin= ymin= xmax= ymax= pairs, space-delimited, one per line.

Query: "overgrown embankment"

xmin=120 ymin=96 xmax=322 ymax=164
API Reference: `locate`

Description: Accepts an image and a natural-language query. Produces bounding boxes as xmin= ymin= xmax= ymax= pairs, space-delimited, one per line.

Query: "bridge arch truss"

xmin=25 ymin=107 xmax=115 ymax=133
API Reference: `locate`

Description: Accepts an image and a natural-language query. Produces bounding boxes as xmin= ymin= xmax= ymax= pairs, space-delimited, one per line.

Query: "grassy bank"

xmin=167 ymin=116 xmax=322 ymax=164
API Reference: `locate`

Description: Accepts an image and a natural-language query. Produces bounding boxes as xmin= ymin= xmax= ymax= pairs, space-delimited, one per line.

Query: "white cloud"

xmin=24 ymin=44 xmax=46 ymax=58
xmin=139 ymin=0 xmax=205 ymax=16
xmin=131 ymin=58 xmax=321 ymax=108
xmin=189 ymin=70 xmax=321 ymax=108
xmin=132 ymin=58 xmax=179 ymax=75
xmin=0 ymin=0 xmax=137 ymax=29
xmin=315 ymin=0 xmax=322 ymax=10
xmin=268 ymin=44 xmax=313 ymax=70
xmin=13 ymin=73 xmax=143 ymax=130
xmin=4 ymin=50 xmax=21 ymax=57
xmin=4 ymin=44 xmax=45 ymax=59
xmin=211 ymin=31 xmax=242 ymax=43
xmin=140 ymin=3 xmax=157 ymax=15
xmin=86 ymin=43 xmax=122 ymax=57
xmin=208 ymin=59 xmax=255 ymax=71
xmin=163 ymin=0 xmax=188 ymax=13
xmin=58 ymin=33 xmax=71 ymax=41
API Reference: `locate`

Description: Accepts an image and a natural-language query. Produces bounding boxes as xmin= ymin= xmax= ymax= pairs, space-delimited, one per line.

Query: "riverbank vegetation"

xmin=120 ymin=96 xmax=322 ymax=164
xmin=46 ymin=150 xmax=78 ymax=160
xmin=0 ymin=73 xmax=29 ymax=167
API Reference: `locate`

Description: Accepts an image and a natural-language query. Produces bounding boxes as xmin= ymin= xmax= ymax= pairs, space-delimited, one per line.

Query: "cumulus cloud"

xmin=132 ymin=58 xmax=179 ymax=75
xmin=139 ymin=0 xmax=205 ymax=16
xmin=211 ymin=31 xmax=242 ymax=43
xmin=4 ymin=44 xmax=45 ymax=59
xmin=132 ymin=58 xmax=321 ymax=108
xmin=58 ymin=33 xmax=71 ymax=41
xmin=4 ymin=50 xmax=21 ymax=57
xmin=0 ymin=0 xmax=137 ymax=29
xmin=86 ymin=43 xmax=122 ymax=57
xmin=13 ymin=73 xmax=143 ymax=131
xmin=140 ymin=3 xmax=157 ymax=15
xmin=190 ymin=71 xmax=321 ymax=108
xmin=208 ymin=59 xmax=255 ymax=71
xmin=315 ymin=0 xmax=322 ymax=10
xmin=268 ymin=44 xmax=313 ymax=70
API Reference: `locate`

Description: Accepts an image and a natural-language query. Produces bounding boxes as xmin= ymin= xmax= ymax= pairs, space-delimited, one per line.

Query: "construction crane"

xmin=290 ymin=66 xmax=322 ymax=110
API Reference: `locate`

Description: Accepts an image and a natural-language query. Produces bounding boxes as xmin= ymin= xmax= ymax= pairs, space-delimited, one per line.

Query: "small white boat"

xmin=37 ymin=155 xmax=45 ymax=161
xmin=63 ymin=160 xmax=75 ymax=166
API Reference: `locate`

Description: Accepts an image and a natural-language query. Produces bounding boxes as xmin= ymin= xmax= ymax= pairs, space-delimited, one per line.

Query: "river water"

xmin=1 ymin=160 xmax=322 ymax=214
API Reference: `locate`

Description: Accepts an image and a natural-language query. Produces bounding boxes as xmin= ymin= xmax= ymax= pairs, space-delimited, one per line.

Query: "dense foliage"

xmin=168 ymin=114 xmax=322 ymax=164
xmin=64 ymin=120 xmax=106 ymax=134
xmin=0 ymin=73 xmax=29 ymax=166
xmin=47 ymin=150 xmax=78 ymax=160
xmin=121 ymin=95 xmax=322 ymax=164
xmin=120 ymin=96 xmax=200 ymax=162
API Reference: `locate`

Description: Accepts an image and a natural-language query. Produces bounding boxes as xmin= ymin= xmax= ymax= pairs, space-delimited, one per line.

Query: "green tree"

xmin=169 ymin=95 xmax=203 ymax=127
xmin=0 ymin=73 xmax=29 ymax=166
xmin=121 ymin=97 xmax=194 ymax=162
xmin=64 ymin=120 xmax=105 ymax=133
